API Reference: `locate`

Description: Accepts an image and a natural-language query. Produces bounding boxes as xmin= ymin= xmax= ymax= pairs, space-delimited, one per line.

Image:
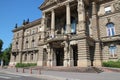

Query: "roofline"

xmin=12 ymin=18 xmax=42 ymax=32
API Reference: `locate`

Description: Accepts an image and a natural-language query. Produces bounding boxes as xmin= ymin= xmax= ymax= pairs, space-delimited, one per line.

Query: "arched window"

xmin=106 ymin=23 xmax=115 ymax=36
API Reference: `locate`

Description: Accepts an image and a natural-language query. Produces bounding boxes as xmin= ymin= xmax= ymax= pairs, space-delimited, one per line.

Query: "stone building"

xmin=9 ymin=0 xmax=120 ymax=67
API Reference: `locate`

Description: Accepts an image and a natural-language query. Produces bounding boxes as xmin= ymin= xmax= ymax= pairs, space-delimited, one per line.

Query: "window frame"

xmin=109 ymin=44 xmax=117 ymax=57
xmin=106 ymin=23 xmax=115 ymax=37
xmin=104 ymin=6 xmax=111 ymax=14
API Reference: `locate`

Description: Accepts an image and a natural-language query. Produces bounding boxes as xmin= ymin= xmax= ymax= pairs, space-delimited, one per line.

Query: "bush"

xmin=102 ymin=60 xmax=120 ymax=68
xmin=15 ymin=63 xmax=37 ymax=68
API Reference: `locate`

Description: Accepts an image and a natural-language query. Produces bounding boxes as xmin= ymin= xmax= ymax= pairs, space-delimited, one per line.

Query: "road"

xmin=0 ymin=73 xmax=45 ymax=80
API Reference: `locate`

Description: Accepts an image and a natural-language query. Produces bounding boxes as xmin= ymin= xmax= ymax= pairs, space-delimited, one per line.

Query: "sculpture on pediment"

xmin=113 ymin=0 xmax=120 ymax=11
xmin=45 ymin=0 xmax=57 ymax=6
xmin=77 ymin=0 xmax=85 ymax=14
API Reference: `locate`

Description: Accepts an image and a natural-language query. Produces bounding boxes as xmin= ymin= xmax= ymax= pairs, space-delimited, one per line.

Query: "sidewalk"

xmin=0 ymin=67 xmax=120 ymax=80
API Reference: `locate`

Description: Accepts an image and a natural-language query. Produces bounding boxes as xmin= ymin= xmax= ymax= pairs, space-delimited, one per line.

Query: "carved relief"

xmin=45 ymin=0 xmax=57 ymax=6
xmin=77 ymin=0 xmax=84 ymax=14
xmin=113 ymin=0 xmax=120 ymax=11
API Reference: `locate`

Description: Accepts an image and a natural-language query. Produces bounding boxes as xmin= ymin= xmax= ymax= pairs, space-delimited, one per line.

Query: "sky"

xmin=0 ymin=0 xmax=44 ymax=50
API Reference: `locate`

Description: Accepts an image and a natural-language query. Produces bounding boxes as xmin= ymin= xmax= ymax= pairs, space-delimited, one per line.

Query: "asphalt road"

xmin=0 ymin=73 xmax=45 ymax=80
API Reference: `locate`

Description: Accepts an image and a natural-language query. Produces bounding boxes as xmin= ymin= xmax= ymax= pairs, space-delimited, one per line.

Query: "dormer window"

xmin=105 ymin=6 xmax=111 ymax=14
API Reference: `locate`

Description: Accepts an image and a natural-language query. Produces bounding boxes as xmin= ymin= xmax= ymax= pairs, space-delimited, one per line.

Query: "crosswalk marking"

xmin=0 ymin=74 xmax=21 ymax=78
xmin=0 ymin=75 xmax=11 ymax=79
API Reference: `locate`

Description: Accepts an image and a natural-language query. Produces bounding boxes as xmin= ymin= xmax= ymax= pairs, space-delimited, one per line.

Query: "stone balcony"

xmin=47 ymin=34 xmax=66 ymax=43
xmin=12 ymin=49 xmax=19 ymax=52
xmin=101 ymin=35 xmax=120 ymax=42
xmin=22 ymin=47 xmax=38 ymax=52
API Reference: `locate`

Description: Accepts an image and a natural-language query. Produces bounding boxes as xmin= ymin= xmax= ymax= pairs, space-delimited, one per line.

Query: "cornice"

xmin=12 ymin=18 xmax=42 ymax=32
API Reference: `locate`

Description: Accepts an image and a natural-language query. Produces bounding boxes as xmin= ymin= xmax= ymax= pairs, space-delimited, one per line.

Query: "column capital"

xmin=65 ymin=2 xmax=70 ymax=6
xmin=51 ymin=9 xmax=54 ymax=12
xmin=92 ymin=1 xmax=97 ymax=15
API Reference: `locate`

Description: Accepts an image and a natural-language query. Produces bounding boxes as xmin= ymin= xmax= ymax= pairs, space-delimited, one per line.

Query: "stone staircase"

xmin=34 ymin=66 xmax=103 ymax=73
xmin=99 ymin=67 xmax=120 ymax=72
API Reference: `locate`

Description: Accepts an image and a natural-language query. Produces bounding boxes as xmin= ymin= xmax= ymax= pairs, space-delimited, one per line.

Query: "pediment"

xmin=40 ymin=0 xmax=58 ymax=10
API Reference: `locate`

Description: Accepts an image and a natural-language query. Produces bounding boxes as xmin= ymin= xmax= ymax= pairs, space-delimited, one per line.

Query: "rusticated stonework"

xmin=10 ymin=0 xmax=120 ymax=68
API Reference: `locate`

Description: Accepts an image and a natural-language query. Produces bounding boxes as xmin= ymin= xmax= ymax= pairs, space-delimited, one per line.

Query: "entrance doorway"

xmin=89 ymin=46 xmax=95 ymax=66
xmin=55 ymin=48 xmax=64 ymax=66
xmin=72 ymin=45 xmax=78 ymax=66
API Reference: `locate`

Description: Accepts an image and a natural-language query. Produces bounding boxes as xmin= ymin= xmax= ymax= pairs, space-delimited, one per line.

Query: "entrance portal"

xmin=55 ymin=48 xmax=64 ymax=66
xmin=72 ymin=45 xmax=78 ymax=66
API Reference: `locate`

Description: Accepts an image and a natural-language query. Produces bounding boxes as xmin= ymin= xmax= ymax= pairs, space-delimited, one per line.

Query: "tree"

xmin=0 ymin=39 xmax=3 ymax=67
xmin=0 ymin=39 xmax=3 ymax=53
xmin=2 ymin=44 xmax=12 ymax=65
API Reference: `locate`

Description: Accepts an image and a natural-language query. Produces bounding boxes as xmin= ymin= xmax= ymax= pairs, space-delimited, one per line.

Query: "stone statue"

xmin=77 ymin=0 xmax=84 ymax=14
xmin=113 ymin=0 xmax=120 ymax=11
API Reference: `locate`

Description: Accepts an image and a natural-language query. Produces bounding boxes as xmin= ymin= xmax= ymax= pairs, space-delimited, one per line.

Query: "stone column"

xmin=47 ymin=47 xmax=51 ymax=67
xmin=77 ymin=0 xmax=86 ymax=35
xmin=77 ymin=39 xmax=90 ymax=67
xmin=68 ymin=45 xmax=74 ymax=66
xmin=102 ymin=45 xmax=109 ymax=62
xmin=9 ymin=53 xmax=16 ymax=66
xmin=64 ymin=41 xmax=68 ymax=67
xmin=66 ymin=3 xmax=71 ymax=34
xmin=50 ymin=48 xmax=56 ymax=66
xmin=37 ymin=46 xmax=44 ymax=66
xmin=41 ymin=12 xmax=46 ymax=41
xmin=93 ymin=43 xmax=102 ymax=67
xmin=91 ymin=2 xmax=99 ymax=39
xmin=51 ymin=10 xmax=55 ymax=37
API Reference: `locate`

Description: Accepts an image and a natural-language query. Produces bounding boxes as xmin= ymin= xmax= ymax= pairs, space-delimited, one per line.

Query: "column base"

xmin=64 ymin=59 xmax=74 ymax=67
xmin=37 ymin=61 xmax=43 ymax=66
xmin=64 ymin=60 xmax=68 ymax=67
xmin=77 ymin=59 xmax=90 ymax=67
xmin=50 ymin=60 xmax=56 ymax=67
xmin=9 ymin=62 xmax=16 ymax=67
xmin=93 ymin=60 xmax=102 ymax=67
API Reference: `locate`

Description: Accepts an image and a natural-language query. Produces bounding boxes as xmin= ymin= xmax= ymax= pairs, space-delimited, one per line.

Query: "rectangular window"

xmin=109 ymin=45 xmax=116 ymax=57
xmin=105 ymin=6 xmax=111 ymax=14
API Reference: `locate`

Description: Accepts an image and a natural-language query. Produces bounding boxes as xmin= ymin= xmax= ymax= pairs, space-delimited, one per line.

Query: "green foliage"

xmin=0 ymin=39 xmax=3 ymax=53
xmin=102 ymin=60 xmax=120 ymax=68
xmin=15 ymin=63 xmax=37 ymax=68
xmin=0 ymin=43 xmax=12 ymax=65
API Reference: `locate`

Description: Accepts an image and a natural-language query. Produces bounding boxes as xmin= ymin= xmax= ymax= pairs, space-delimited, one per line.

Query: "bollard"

xmin=16 ymin=68 xmax=18 ymax=72
xmin=38 ymin=68 xmax=41 ymax=74
xmin=22 ymin=68 xmax=25 ymax=73
xmin=30 ymin=68 xmax=32 ymax=74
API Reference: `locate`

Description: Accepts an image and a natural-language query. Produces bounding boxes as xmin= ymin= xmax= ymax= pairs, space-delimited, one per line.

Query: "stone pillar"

xmin=77 ymin=39 xmax=90 ymax=67
xmin=102 ymin=45 xmax=109 ymax=62
xmin=51 ymin=10 xmax=55 ymax=37
xmin=37 ymin=46 xmax=44 ymax=66
xmin=9 ymin=53 xmax=16 ymax=66
xmin=50 ymin=48 xmax=56 ymax=66
xmin=41 ymin=12 xmax=46 ymax=41
xmin=93 ymin=42 xmax=102 ymax=67
xmin=66 ymin=3 xmax=71 ymax=34
xmin=16 ymin=52 xmax=22 ymax=63
xmin=91 ymin=2 xmax=99 ymax=39
xmin=63 ymin=40 xmax=73 ymax=67
xmin=64 ymin=41 xmax=68 ymax=67
xmin=47 ymin=47 xmax=51 ymax=67
xmin=77 ymin=0 xmax=86 ymax=35
xmin=68 ymin=45 xmax=74 ymax=66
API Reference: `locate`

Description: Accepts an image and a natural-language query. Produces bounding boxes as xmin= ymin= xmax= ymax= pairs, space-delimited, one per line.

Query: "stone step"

xmin=33 ymin=66 xmax=103 ymax=73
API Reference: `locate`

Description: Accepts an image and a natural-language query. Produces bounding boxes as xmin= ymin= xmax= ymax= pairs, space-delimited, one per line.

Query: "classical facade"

xmin=9 ymin=0 xmax=120 ymax=67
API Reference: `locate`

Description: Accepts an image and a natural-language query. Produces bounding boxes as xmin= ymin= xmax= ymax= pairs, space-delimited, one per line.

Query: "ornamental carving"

xmin=113 ymin=0 xmax=120 ymax=11
xmin=77 ymin=0 xmax=85 ymax=14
